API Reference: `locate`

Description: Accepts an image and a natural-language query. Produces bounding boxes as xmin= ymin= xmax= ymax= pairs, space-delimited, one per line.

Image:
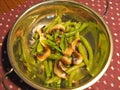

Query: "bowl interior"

xmin=7 ymin=1 xmax=112 ymax=90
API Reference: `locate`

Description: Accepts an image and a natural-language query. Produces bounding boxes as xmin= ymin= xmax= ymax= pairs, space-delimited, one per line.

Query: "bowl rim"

xmin=7 ymin=0 xmax=113 ymax=90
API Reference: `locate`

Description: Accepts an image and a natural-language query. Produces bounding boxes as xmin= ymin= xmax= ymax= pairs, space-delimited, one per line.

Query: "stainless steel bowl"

xmin=7 ymin=0 xmax=113 ymax=90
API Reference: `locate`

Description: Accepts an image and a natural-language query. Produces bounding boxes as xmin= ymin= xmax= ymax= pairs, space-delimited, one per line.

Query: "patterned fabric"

xmin=0 ymin=0 xmax=120 ymax=90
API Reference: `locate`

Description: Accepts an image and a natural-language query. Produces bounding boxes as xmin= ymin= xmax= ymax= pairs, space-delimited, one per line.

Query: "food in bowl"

xmin=7 ymin=0 xmax=113 ymax=90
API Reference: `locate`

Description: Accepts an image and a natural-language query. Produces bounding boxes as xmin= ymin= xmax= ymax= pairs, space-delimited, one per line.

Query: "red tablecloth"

xmin=0 ymin=0 xmax=120 ymax=90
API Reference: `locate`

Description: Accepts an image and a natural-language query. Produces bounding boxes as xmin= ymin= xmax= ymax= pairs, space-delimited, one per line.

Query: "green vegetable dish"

xmin=13 ymin=15 xmax=109 ymax=89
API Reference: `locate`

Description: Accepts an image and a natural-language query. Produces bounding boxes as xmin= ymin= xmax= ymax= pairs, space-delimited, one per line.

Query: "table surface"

xmin=0 ymin=0 xmax=120 ymax=90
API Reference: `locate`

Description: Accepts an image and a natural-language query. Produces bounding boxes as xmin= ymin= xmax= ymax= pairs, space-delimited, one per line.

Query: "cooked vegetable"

xmin=13 ymin=15 xmax=108 ymax=88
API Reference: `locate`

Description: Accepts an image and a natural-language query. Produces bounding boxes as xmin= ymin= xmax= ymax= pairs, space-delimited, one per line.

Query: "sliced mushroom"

xmin=72 ymin=51 xmax=83 ymax=65
xmin=54 ymin=61 xmax=69 ymax=79
xmin=63 ymin=46 xmax=73 ymax=56
xmin=49 ymin=24 xmax=65 ymax=33
xmin=36 ymin=47 xmax=51 ymax=61
xmin=60 ymin=56 xmax=72 ymax=65
xmin=71 ymin=37 xmax=80 ymax=50
xmin=58 ymin=61 xmax=68 ymax=71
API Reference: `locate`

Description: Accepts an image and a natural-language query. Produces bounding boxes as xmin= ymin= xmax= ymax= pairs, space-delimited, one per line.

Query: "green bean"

xmin=46 ymin=34 xmax=53 ymax=40
xmin=65 ymin=23 xmax=88 ymax=37
xmin=68 ymin=69 xmax=77 ymax=87
xmin=91 ymin=33 xmax=109 ymax=76
xmin=67 ymin=62 xmax=85 ymax=73
xmin=43 ymin=60 xmax=51 ymax=79
xmin=82 ymin=22 xmax=99 ymax=54
xmin=90 ymin=50 xmax=101 ymax=76
xmin=80 ymin=36 xmax=93 ymax=71
xmin=48 ymin=60 xmax=53 ymax=74
xmin=53 ymin=31 xmax=59 ymax=41
xmin=46 ymin=39 xmax=56 ymax=46
xmin=60 ymin=34 xmax=66 ymax=51
xmin=78 ymin=42 xmax=89 ymax=67
xmin=46 ymin=39 xmax=61 ymax=52
xmin=31 ymin=39 xmax=39 ymax=49
xmin=31 ymin=39 xmax=41 ymax=55
xmin=37 ymin=40 xmax=44 ymax=53
xmin=56 ymin=79 xmax=61 ymax=88
xmin=48 ymin=54 xmax=62 ymax=60
xmin=45 ymin=16 xmax=62 ymax=33
xmin=46 ymin=76 xmax=60 ymax=84
xmin=19 ymin=36 xmax=41 ymax=74
xmin=52 ymin=45 xmax=62 ymax=52
xmin=67 ymin=36 xmax=74 ymax=43
xmin=63 ymin=20 xmax=71 ymax=32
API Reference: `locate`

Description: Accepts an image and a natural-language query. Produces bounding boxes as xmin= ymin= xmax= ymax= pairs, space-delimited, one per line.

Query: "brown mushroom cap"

xmin=63 ymin=46 xmax=73 ymax=56
xmin=36 ymin=47 xmax=51 ymax=61
xmin=58 ymin=61 xmax=68 ymax=71
xmin=54 ymin=61 xmax=69 ymax=79
xmin=60 ymin=56 xmax=72 ymax=65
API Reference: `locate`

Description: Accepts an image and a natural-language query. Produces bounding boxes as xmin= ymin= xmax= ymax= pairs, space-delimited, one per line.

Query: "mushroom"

xmin=58 ymin=60 xmax=68 ymax=71
xmin=60 ymin=56 xmax=72 ymax=65
xmin=54 ymin=61 xmax=69 ymax=79
xmin=63 ymin=46 xmax=73 ymax=56
xmin=72 ymin=51 xmax=83 ymax=65
xmin=36 ymin=47 xmax=51 ymax=61
xmin=71 ymin=37 xmax=80 ymax=50
xmin=49 ymin=24 xmax=65 ymax=33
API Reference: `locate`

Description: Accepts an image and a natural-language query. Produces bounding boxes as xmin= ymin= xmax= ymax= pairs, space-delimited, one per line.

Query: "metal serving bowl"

xmin=7 ymin=0 xmax=113 ymax=90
